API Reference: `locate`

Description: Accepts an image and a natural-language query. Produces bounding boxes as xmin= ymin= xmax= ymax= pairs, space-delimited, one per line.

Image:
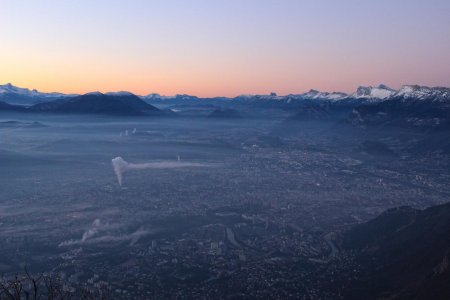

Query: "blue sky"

xmin=1 ymin=0 xmax=449 ymax=96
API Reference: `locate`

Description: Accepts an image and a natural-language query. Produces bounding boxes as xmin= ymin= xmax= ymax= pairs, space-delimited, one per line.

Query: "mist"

xmin=1 ymin=110 xmax=449 ymax=298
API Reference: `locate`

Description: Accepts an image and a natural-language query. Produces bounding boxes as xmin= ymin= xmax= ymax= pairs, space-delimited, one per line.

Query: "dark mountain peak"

xmin=105 ymin=91 xmax=135 ymax=97
xmin=356 ymin=86 xmax=371 ymax=95
xmin=377 ymin=84 xmax=394 ymax=90
xmin=84 ymin=91 xmax=104 ymax=96
xmin=341 ymin=202 xmax=450 ymax=299
xmin=30 ymin=92 xmax=162 ymax=116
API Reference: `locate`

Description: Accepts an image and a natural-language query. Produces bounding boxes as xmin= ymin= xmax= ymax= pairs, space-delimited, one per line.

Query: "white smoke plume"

xmin=59 ymin=228 xmax=151 ymax=247
xmin=119 ymin=128 xmax=137 ymax=137
xmin=58 ymin=218 xmax=151 ymax=247
xmin=59 ymin=218 xmax=108 ymax=247
xmin=112 ymin=156 xmax=213 ymax=186
xmin=81 ymin=218 xmax=102 ymax=242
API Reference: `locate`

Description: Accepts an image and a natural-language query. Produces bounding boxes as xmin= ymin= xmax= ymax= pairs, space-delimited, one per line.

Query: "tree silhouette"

xmin=0 ymin=269 xmax=110 ymax=300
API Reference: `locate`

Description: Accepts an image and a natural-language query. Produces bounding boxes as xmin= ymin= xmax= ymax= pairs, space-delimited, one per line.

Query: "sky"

xmin=1 ymin=0 xmax=450 ymax=97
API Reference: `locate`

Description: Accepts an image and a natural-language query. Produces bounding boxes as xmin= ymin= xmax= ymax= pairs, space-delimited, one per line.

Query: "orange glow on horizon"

xmin=1 ymin=1 xmax=449 ymax=98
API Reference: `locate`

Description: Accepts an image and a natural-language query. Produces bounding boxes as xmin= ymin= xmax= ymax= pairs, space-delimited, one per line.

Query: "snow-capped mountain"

xmin=141 ymin=93 xmax=199 ymax=102
xmin=2 ymin=83 xmax=449 ymax=108
xmin=0 ymin=83 xmax=72 ymax=98
xmin=233 ymin=90 xmax=348 ymax=101
xmin=0 ymin=83 xmax=76 ymax=105
xmin=1 ymin=83 xmax=450 ymax=129
xmin=351 ymin=84 xmax=396 ymax=100
xmin=395 ymin=85 xmax=450 ymax=101
xmin=231 ymin=85 xmax=447 ymax=103
xmin=300 ymin=89 xmax=348 ymax=101
xmin=105 ymin=91 xmax=135 ymax=97
xmin=349 ymin=85 xmax=450 ymax=131
xmin=349 ymin=84 xmax=450 ymax=102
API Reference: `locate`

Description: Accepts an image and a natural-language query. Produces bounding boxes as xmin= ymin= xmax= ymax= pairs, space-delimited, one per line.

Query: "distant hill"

xmin=340 ymin=203 xmax=450 ymax=299
xmin=0 ymin=120 xmax=45 ymax=128
xmin=29 ymin=92 xmax=163 ymax=116
xmin=0 ymin=100 xmax=27 ymax=112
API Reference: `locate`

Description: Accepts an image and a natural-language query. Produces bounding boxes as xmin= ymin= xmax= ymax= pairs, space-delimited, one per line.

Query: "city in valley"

xmin=1 ymin=86 xmax=449 ymax=298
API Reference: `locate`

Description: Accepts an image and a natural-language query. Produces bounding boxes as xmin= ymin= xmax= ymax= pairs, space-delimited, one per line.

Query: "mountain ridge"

xmin=2 ymin=83 xmax=450 ymax=105
xmin=339 ymin=202 xmax=450 ymax=299
xmin=29 ymin=92 xmax=163 ymax=116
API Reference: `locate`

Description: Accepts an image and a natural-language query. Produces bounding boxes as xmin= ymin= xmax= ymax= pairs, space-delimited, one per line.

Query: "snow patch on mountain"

xmin=106 ymin=91 xmax=135 ymax=97
xmin=0 ymin=83 xmax=79 ymax=105
xmin=352 ymin=85 xmax=396 ymax=100
xmin=301 ymin=89 xmax=348 ymax=101
xmin=0 ymin=83 xmax=75 ymax=98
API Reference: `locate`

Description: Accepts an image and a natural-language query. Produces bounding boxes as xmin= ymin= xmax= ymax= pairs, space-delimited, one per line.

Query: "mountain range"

xmin=2 ymin=83 xmax=449 ymax=105
xmin=1 ymin=83 xmax=449 ymax=130
xmin=0 ymin=83 xmax=75 ymax=105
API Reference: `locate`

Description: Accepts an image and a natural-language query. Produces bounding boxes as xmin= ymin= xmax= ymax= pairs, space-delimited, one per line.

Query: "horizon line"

xmin=2 ymin=82 xmax=450 ymax=99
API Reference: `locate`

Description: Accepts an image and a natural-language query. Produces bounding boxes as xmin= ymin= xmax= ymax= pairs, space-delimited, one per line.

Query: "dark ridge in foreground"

xmin=340 ymin=202 xmax=450 ymax=300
